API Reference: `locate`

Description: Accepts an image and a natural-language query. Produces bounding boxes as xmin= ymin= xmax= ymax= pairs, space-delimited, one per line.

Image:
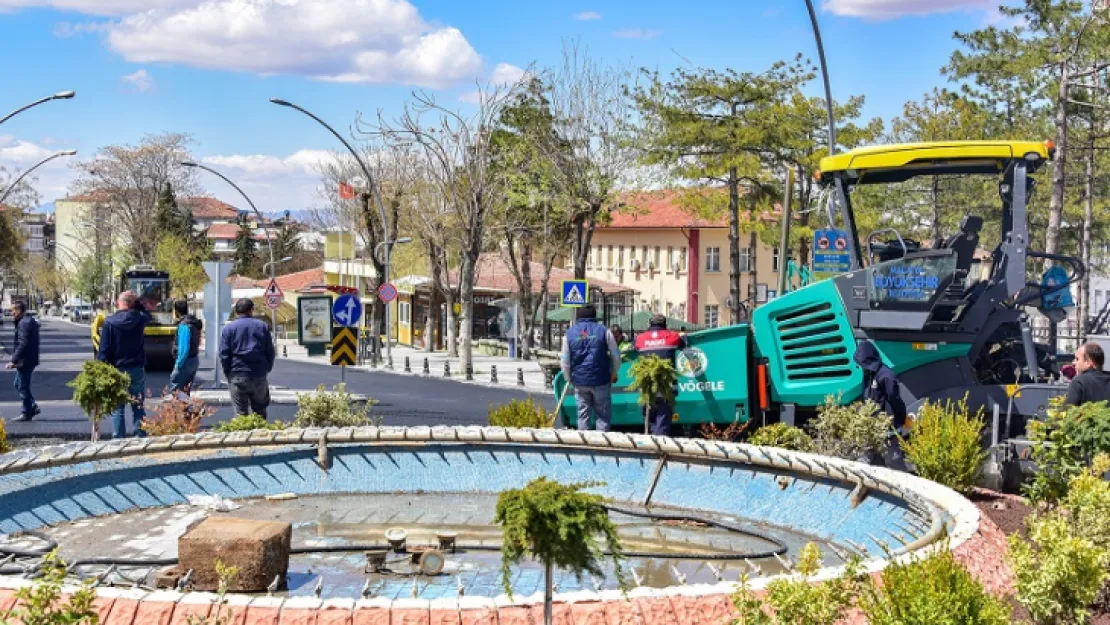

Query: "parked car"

xmin=70 ymin=305 xmax=93 ymax=323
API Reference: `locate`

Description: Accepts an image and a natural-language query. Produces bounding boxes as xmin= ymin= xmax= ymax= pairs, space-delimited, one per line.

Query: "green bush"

xmin=0 ymin=418 xmax=10 ymax=454
xmin=628 ymin=355 xmax=679 ymax=408
xmin=748 ymin=423 xmax=816 ymax=453
xmin=1008 ymin=512 xmax=1110 ymax=625
xmin=858 ymin=544 xmax=1010 ymax=625
xmin=293 ymin=384 xmax=375 ymax=428
xmin=810 ymin=395 xmax=891 ymax=461
xmin=488 ymin=397 xmax=554 ymax=428
xmin=901 ymin=397 xmax=986 ymax=494
xmin=1063 ymin=454 xmax=1110 ymax=546
xmin=731 ymin=543 xmax=858 ymax=625
xmin=1025 ymin=399 xmax=1110 ymax=504
xmin=1 ymin=551 xmax=98 ymax=625
xmin=68 ymin=360 xmax=133 ymax=442
xmin=214 ymin=413 xmax=287 ymax=433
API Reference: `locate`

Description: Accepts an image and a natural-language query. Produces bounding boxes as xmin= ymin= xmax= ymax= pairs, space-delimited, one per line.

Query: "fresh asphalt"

xmin=0 ymin=316 xmax=553 ymax=440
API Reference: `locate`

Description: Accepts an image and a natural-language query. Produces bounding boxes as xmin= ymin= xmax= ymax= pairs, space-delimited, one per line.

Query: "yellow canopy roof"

xmin=818 ymin=140 xmax=1052 ymax=185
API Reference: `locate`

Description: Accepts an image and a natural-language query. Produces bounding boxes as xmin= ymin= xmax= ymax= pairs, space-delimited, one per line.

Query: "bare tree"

xmin=376 ymin=87 xmax=516 ymax=373
xmin=70 ymin=133 xmax=200 ymax=264
xmin=546 ymin=40 xmax=636 ymax=279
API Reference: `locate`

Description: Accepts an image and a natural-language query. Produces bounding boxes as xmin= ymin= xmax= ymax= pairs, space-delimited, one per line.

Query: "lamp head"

xmin=270 ymin=98 xmax=292 ymax=107
xmin=53 ymin=90 xmax=76 ymax=100
xmin=179 ymin=161 xmax=198 ymax=168
xmin=59 ymin=149 xmax=78 ymax=157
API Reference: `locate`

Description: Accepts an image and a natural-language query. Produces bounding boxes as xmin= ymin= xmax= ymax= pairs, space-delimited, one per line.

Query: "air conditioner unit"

xmin=630 ymin=259 xmax=641 ymax=271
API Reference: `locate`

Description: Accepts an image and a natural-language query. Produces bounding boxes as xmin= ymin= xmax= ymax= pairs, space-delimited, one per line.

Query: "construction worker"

xmin=561 ymin=305 xmax=621 ymax=432
xmin=610 ymin=324 xmax=634 ymax=360
xmin=634 ymin=314 xmax=686 ymax=436
xmin=853 ymin=340 xmax=908 ymax=470
xmin=1065 ymin=342 xmax=1110 ymax=406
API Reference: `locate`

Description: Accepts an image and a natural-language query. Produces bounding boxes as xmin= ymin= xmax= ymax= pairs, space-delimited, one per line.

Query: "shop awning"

xmin=544 ymin=308 xmax=701 ymax=332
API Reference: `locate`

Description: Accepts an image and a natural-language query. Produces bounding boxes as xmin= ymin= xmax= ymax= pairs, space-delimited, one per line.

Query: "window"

xmin=642 ymin=246 xmax=649 ymax=268
xmin=1098 ymin=290 xmax=1104 ymax=311
xmin=630 ymin=246 xmax=637 ymax=264
xmin=654 ymin=246 xmax=662 ymax=269
xmin=706 ymin=247 xmax=721 ymax=272
xmin=739 ymin=247 xmax=753 ymax=272
xmin=24 ymin=238 xmax=44 ymax=252
xmin=705 ymin=305 xmax=720 ymax=329
xmin=667 ymin=246 xmax=675 ymax=273
xmin=399 ymin=301 xmax=411 ymax=324
xmin=772 ymin=247 xmax=780 ymax=273
xmin=679 ymin=247 xmax=687 ymax=273
xmin=666 ymin=302 xmax=674 ymax=317
xmin=607 ymin=245 xmax=614 ymax=268
xmin=618 ymin=245 xmax=625 ymax=268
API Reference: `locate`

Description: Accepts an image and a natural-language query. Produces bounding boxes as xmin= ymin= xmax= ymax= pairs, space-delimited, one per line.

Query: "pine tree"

xmin=232 ymin=217 xmax=260 ymax=277
xmin=154 ymin=182 xmax=193 ymax=241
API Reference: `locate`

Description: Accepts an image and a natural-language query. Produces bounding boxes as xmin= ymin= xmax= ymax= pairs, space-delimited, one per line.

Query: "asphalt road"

xmin=0 ymin=316 xmax=551 ymax=440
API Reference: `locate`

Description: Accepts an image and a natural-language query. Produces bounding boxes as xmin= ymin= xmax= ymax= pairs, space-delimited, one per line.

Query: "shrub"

xmin=488 ymin=397 xmax=554 ymax=429
xmin=293 ymin=384 xmax=375 ymax=428
xmin=748 ymin=423 xmax=815 ymax=453
xmin=3 ymin=551 xmax=97 ymax=625
xmin=1025 ymin=399 xmax=1110 ymax=504
xmin=810 ymin=395 xmax=891 ymax=461
xmin=141 ymin=391 xmax=215 ymax=437
xmin=214 ymin=413 xmax=286 ymax=433
xmin=0 ymin=419 xmax=10 ymax=454
xmin=858 ymin=544 xmax=1010 ymax=625
xmin=68 ymin=360 xmax=133 ymax=442
xmin=495 ymin=478 xmax=624 ymax=599
xmin=700 ymin=421 xmax=751 ymax=442
xmin=1008 ymin=512 xmax=1110 ymax=625
xmin=1063 ymin=454 xmax=1110 ymax=545
xmin=187 ymin=561 xmax=239 ymax=625
xmin=900 ymin=397 xmax=986 ymax=494
xmin=731 ymin=542 xmax=858 ymax=625
xmin=627 ymin=355 xmax=679 ymax=408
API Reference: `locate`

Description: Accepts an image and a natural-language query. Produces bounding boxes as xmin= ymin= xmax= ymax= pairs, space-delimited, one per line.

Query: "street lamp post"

xmin=803 ymin=0 xmax=835 ymax=156
xmin=269 ymin=97 xmax=396 ymax=367
xmin=0 ymin=91 xmax=75 ymax=127
xmin=0 ymin=150 xmax=77 ymax=205
xmin=180 ymin=161 xmax=279 ymax=341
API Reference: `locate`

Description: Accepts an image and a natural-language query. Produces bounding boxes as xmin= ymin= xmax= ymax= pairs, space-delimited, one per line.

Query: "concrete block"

xmin=179 ymin=516 xmax=292 ymax=592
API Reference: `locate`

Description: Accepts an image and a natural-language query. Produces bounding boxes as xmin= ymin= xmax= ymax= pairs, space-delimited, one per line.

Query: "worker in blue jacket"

xmin=169 ymin=299 xmax=203 ymax=395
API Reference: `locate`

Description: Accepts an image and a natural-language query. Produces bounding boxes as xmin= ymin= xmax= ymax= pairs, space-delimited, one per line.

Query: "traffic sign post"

xmin=378 ymin=282 xmax=398 ymax=303
xmin=331 ymin=326 xmax=358 ymax=371
xmin=560 ymin=279 xmax=589 ymax=308
xmin=812 ymin=228 xmax=851 ymax=281
xmin=332 ymin=292 xmax=362 ymax=328
xmin=264 ymin=278 xmax=284 ymax=310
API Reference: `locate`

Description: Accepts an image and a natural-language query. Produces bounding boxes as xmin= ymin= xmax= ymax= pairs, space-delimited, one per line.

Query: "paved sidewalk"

xmin=277 ymin=340 xmax=558 ymax=395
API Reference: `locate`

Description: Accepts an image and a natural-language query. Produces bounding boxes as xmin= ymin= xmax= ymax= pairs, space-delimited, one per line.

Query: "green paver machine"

xmin=556 ymin=141 xmax=1080 ymax=448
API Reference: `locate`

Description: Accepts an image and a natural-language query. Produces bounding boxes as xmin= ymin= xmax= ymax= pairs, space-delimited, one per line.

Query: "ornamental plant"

xmin=748 ymin=423 xmax=816 ymax=453
xmin=1025 ymin=398 xmax=1110 ymax=504
xmin=628 ymin=355 xmax=679 ymax=433
xmin=293 ymin=384 xmax=376 ymax=428
xmin=68 ymin=360 xmax=133 ymax=442
xmin=810 ymin=395 xmax=891 ymax=462
xmin=495 ymin=478 xmax=625 ymax=625
xmin=901 ymin=396 xmax=986 ymax=495
xmin=730 ymin=543 xmax=859 ymax=625
xmin=141 ymin=390 xmax=215 ymax=437
xmin=214 ymin=413 xmax=286 ymax=433
xmin=0 ymin=551 xmax=98 ymax=625
xmin=488 ymin=397 xmax=555 ymax=429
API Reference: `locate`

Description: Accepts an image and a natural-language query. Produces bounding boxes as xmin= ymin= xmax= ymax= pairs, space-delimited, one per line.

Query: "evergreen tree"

xmin=154 ymin=182 xmax=194 ymax=242
xmin=232 ymin=217 xmax=261 ymax=277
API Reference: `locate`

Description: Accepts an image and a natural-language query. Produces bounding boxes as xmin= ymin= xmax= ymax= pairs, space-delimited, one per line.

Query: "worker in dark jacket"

xmin=634 ymin=314 xmax=686 ymax=435
xmin=853 ymin=340 xmax=908 ymax=470
xmin=97 ymin=291 xmax=151 ymax=438
xmin=220 ymin=298 xmax=275 ymax=418
xmin=169 ymin=299 xmax=203 ymax=395
xmin=560 ymin=305 xmax=621 ymax=432
xmin=1065 ymin=342 xmax=1110 ymax=406
xmin=6 ymin=301 xmax=40 ymax=421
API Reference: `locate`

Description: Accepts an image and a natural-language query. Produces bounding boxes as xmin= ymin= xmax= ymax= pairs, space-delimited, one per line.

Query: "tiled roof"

xmin=450 ymin=253 xmax=633 ymax=295
xmin=182 ymin=197 xmax=239 ymax=219
xmin=205 ymin=223 xmax=240 ymax=240
xmin=254 ymin=267 xmax=326 ymax=293
xmin=607 ymin=190 xmax=780 ymax=230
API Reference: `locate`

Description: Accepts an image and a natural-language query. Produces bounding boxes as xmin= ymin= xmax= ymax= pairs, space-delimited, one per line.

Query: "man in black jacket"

xmin=5 ymin=301 xmax=40 ymax=421
xmin=1065 ymin=342 xmax=1110 ymax=406
xmin=220 ymin=299 xmax=275 ymax=418
xmin=853 ymin=340 xmax=908 ymax=470
xmin=97 ymin=291 xmax=151 ymax=438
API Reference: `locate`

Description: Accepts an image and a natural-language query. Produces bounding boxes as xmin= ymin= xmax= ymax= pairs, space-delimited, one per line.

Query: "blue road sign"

xmin=560 ymin=279 xmax=589 ymax=307
xmin=333 ymin=292 xmax=363 ymax=327
xmin=813 ymin=228 xmax=852 ymax=279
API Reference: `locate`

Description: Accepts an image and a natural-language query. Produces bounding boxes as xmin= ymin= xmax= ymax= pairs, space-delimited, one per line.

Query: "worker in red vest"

xmin=634 ymin=314 xmax=686 ymax=436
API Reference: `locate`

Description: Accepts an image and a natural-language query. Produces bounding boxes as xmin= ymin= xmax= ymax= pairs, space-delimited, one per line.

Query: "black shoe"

xmin=32 ymin=406 xmax=41 ymax=417
xmin=12 ymin=414 xmax=32 ymax=422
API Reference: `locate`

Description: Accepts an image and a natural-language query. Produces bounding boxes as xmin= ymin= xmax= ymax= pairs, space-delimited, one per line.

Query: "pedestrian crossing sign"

xmin=560 ymin=279 xmax=589 ymax=308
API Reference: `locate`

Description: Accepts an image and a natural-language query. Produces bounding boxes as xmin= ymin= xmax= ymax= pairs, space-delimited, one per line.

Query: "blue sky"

xmin=0 ymin=0 xmax=1002 ymax=213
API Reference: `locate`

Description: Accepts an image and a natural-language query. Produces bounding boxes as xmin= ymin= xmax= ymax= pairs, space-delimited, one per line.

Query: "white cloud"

xmin=0 ymin=0 xmax=188 ymax=16
xmin=199 ymin=149 xmax=336 ymax=212
xmin=821 ymin=0 xmax=994 ymax=19
xmin=490 ymin=63 xmax=526 ymax=86
xmin=612 ymin=28 xmax=662 ymax=40
xmin=103 ymin=0 xmax=482 ymax=88
xmin=0 ymin=135 xmax=79 ymax=202
xmin=573 ymin=10 xmax=601 ymax=20
xmin=121 ymin=68 xmax=154 ymax=93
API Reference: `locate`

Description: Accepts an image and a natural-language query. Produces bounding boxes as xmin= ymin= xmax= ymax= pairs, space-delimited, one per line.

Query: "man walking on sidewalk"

xmin=169 ymin=299 xmax=203 ymax=395
xmin=97 ymin=291 xmax=151 ymax=438
xmin=6 ymin=301 xmax=40 ymax=422
xmin=561 ymin=304 xmax=621 ymax=432
xmin=220 ymin=298 xmax=275 ymax=419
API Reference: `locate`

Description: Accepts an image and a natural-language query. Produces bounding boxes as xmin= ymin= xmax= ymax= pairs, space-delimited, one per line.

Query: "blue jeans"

xmin=13 ymin=366 xmax=36 ymax=417
xmin=111 ymin=366 xmax=147 ymax=439
xmin=169 ymin=356 xmax=200 ymax=393
xmin=647 ymin=395 xmax=673 ymax=436
xmin=575 ymin=384 xmax=612 ymax=432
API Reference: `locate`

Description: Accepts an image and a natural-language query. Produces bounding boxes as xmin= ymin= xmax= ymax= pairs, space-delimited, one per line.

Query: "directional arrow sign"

xmin=332 ymin=292 xmax=362 ymax=328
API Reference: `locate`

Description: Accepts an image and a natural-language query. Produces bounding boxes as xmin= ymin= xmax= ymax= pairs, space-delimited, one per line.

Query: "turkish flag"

xmin=338 ymin=181 xmax=355 ymax=200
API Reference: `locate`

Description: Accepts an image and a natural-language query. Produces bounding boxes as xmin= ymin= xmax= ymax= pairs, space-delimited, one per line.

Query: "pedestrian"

xmin=97 ymin=291 xmax=151 ymax=438
xmin=220 ymin=298 xmax=275 ymax=419
xmin=6 ymin=301 xmax=41 ymax=422
xmin=633 ymin=314 xmax=686 ymax=436
xmin=853 ymin=340 xmax=908 ymax=470
xmin=168 ymin=299 xmax=203 ymax=396
xmin=560 ymin=304 xmax=621 ymax=432
xmin=1064 ymin=342 xmax=1110 ymax=406
xmin=610 ymin=324 xmax=634 ymax=358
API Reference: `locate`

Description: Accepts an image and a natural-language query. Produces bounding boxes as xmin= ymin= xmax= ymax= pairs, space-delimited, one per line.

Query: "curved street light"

xmin=269 ymin=97 xmax=396 ymax=367
xmin=180 ymin=160 xmax=279 ymax=340
xmin=803 ymin=0 xmax=836 ymax=156
xmin=0 ymin=91 xmax=76 ymax=127
xmin=0 ymin=149 xmax=77 ymax=206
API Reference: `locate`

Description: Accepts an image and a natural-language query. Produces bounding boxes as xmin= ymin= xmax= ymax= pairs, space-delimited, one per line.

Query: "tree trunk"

xmin=1080 ymin=130 xmax=1095 ymax=343
xmin=1045 ymin=65 xmax=1070 ymax=272
xmin=727 ymin=165 xmax=742 ymax=324
xmin=519 ymin=242 xmax=534 ymax=362
xmin=571 ymin=204 xmax=602 ymax=279
xmin=445 ymin=291 xmax=458 ymax=358
xmin=458 ymin=255 xmax=476 ymax=376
